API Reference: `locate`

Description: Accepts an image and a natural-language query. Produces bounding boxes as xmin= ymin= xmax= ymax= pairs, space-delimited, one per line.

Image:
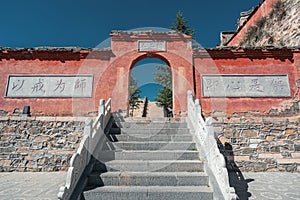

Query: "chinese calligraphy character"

xmin=249 ymin=79 xmax=263 ymax=92
xmin=74 ymin=79 xmax=86 ymax=93
xmin=227 ymin=80 xmax=241 ymax=91
xmin=271 ymin=78 xmax=284 ymax=91
xmin=54 ymin=79 xmax=65 ymax=93
xmin=32 ymin=78 xmax=45 ymax=93
xmin=12 ymin=79 xmax=25 ymax=91
xmin=206 ymin=79 xmax=219 ymax=91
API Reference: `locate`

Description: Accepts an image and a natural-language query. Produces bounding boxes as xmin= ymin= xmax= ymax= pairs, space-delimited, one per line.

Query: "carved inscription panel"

xmin=138 ymin=40 xmax=166 ymax=52
xmin=202 ymin=75 xmax=291 ymax=97
xmin=6 ymin=75 xmax=93 ymax=98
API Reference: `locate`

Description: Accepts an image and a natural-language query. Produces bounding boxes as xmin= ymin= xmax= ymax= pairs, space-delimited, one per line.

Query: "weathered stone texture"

xmin=214 ymin=114 xmax=300 ymax=172
xmin=240 ymin=0 xmax=300 ymax=47
xmin=0 ymin=117 xmax=85 ymax=172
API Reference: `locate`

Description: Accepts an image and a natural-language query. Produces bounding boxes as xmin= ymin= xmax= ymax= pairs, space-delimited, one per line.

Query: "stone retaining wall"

xmin=0 ymin=117 xmax=86 ymax=172
xmin=213 ymin=114 xmax=300 ymax=172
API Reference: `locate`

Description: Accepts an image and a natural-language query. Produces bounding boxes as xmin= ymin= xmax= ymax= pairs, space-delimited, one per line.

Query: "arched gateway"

xmin=95 ymin=30 xmax=194 ymax=116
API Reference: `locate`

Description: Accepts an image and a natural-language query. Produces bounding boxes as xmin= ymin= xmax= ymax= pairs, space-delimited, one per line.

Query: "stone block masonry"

xmin=0 ymin=116 xmax=86 ymax=172
xmin=213 ymin=114 xmax=300 ymax=172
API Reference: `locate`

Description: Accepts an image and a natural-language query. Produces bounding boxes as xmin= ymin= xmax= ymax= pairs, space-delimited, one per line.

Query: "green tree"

xmin=153 ymin=65 xmax=172 ymax=90
xmin=154 ymin=86 xmax=172 ymax=110
xmin=129 ymin=76 xmax=142 ymax=117
xmin=170 ymin=11 xmax=195 ymax=36
xmin=153 ymin=65 xmax=173 ymax=115
xmin=129 ymin=88 xmax=142 ymax=117
xmin=130 ymin=76 xmax=138 ymax=95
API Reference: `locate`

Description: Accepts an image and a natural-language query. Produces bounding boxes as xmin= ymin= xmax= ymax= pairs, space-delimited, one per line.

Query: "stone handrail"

xmin=186 ymin=91 xmax=237 ymax=200
xmin=57 ymin=98 xmax=111 ymax=200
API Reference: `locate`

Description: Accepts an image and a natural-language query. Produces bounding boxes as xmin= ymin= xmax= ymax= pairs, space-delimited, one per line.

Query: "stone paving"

xmin=0 ymin=171 xmax=300 ymax=199
xmin=0 ymin=172 xmax=66 ymax=200
xmin=231 ymin=172 xmax=300 ymax=200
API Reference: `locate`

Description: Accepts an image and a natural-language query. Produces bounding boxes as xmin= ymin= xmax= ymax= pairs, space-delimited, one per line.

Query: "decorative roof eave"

xmin=193 ymin=46 xmax=300 ymax=61
xmin=0 ymin=47 xmax=111 ymax=52
xmin=110 ymin=30 xmax=193 ymax=41
xmin=0 ymin=47 xmax=115 ymax=61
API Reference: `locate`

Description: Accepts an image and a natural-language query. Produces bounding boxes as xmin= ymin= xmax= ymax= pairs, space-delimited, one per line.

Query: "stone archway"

xmin=129 ymin=55 xmax=173 ymax=117
xmin=94 ymin=31 xmax=195 ymax=116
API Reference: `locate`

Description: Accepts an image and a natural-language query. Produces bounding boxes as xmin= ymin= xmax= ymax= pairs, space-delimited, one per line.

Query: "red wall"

xmin=0 ymin=50 xmax=111 ymax=116
xmin=0 ymin=35 xmax=299 ymax=117
xmin=194 ymin=49 xmax=299 ymax=115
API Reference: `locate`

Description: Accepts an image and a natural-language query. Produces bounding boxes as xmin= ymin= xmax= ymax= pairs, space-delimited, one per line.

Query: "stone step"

xmin=83 ymin=186 xmax=213 ymax=200
xmin=147 ymin=101 xmax=165 ymax=118
xmin=88 ymin=171 xmax=209 ymax=187
xmin=115 ymin=122 xmax=187 ymax=128
xmin=96 ymin=150 xmax=199 ymax=161
xmin=113 ymin=116 xmax=185 ymax=123
xmin=94 ymin=160 xmax=204 ymax=172
xmin=110 ymin=134 xmax=193 ymax=142
xmin=112 ymin=142 xmax=196 ymax=151
xmin=118 ymin=128 xmax=190 ymax=135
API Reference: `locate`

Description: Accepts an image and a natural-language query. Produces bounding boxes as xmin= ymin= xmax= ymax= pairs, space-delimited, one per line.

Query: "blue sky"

xmin=0 ymin=0 xmax=262 ymax=101
xmin=131 ymin=58 xmax=167 ymax=101
xmin=0 ymin=0 xmax=261 ymax=48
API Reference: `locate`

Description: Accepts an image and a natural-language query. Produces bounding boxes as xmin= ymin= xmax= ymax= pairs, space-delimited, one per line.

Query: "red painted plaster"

xmin=194 ymin=49 xmax=298 ymax=115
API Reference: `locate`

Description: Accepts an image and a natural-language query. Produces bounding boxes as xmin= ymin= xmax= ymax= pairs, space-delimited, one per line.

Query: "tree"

xmin=130 ymin=76 xmax=138 ymax=95
xmin=154 ymin=11 xmax=194 ymax=116
xmin=153 ymin=65 xmax=172 ymax=90
xmin=154 ymin=86 xmax=172 ymax=110
xmin=153 ymin=65 xmax=173 ymax=116
xmin=129 ymin=88 xmax=142 ymax=117
xmin=129 ymin=76 xmax=142 ymax=117
xmin=170 ymin=11 xmax=195 ymax=36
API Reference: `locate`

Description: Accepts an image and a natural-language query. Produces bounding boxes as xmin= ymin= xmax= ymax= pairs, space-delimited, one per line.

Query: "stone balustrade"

xmin=58 ymin=98 xmax=111 ymax=200
xmin=186 ymin=90 xmax=237 ymax=200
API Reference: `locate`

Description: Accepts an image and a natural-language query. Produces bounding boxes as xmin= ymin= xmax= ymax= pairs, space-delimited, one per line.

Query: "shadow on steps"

xmin=81 ymin=158 xmax=108 ymax=199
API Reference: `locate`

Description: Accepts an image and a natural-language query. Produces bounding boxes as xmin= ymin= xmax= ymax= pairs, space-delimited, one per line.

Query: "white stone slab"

xmin=202 ymin=75 xmax=291 ymax=97
xmin=138 ymin=40 xmax=166 ymax=52
xmin=5 ymin=75 xmax=93 ymax=98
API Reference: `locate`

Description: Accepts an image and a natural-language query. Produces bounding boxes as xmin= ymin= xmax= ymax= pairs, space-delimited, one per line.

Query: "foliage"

xmin=129 ymin=88 xmax=142 ymax=117
xmin=256 ymin=16 xmax=267 ymax=30
xmin=239 ymin=0 xmax=287 ymax=47
xmin=154 ymin=87 xmax=172 ymax=110
xmin=130 ymin=76 xmax=138 ymax=95
xmin=129 ymin=76 xmax=142 ymax=117
xmin=153 ymin=65 xmax=172 ymax=90
xmin=170 ymin=11 xmax=195 ymax=36
xmin=153 ymin=65 xmax=173 ymax=114
xmin=152 ymin=11 xmax=194 ymax=116
xmin=270 ymin=0 xmax=286 ymax=21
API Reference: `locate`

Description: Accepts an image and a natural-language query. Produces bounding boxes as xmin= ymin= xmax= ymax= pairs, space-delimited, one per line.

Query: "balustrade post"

xmin=98 ymin=99 xmax=105 ymax=115
xmin=205 ymin=117 xmax=214 ymax=136
xmin=99 ymin=99 xmax=106 ymax=128
xmin=195 ymin=99 xmax=202 ymax=114
xmin=84 ymin=118 xmax=93 ymax=165
xmin=187 ymin=90 xmax=193 ymax=116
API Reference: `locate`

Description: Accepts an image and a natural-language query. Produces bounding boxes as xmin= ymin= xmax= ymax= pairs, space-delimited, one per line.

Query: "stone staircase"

xmin=147 ymin=102 xmax=165 ymax=118
xmin=83 ymin=118 xmax=213 ymax=200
